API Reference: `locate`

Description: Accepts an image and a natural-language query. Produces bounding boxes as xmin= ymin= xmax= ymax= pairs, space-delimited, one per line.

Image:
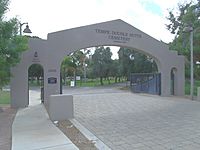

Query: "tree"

xmin=109 ymin=59 xmax=120 ymax=83
xmin=166 ymin=1 xmax=200 ymax=79
xmin=61 ymin=49 xmax=91 ymax=86
xmin=0 ymin=0 xmax=28 ymax=89
xmin=118 ymin=48 xmax=134 ymax=79
xmin=28 ymin=64 xmax=43 ymax=85
xmin=118 ymin=47 xmax=157 ymax=80
xmin=131 ymin=52 xmax=157 ymax=73
xmin=91 ymin=46 xmax=112 ymax=85
xmin=61 ymin=56 xmax=76 ymax=85
xmin=72 ymin=49 xmax=91 ymax=81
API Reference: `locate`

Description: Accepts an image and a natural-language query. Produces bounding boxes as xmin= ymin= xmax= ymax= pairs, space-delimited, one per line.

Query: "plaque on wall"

xmin=48 ymin=77 xmax=57 ymax=84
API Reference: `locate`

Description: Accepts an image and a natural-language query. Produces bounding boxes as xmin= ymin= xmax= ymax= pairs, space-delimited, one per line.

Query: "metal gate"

xmin=130 ymin=73 xmax=161 ymax=95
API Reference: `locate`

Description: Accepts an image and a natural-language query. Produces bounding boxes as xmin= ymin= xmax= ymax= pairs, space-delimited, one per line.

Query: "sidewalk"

xmin=12 ymin=90 xmax=78 ymax=150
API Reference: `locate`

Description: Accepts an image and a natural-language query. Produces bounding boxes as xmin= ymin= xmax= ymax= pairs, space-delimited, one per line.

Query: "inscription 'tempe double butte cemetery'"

xmin=95 ymin=29 xmax=142 ymax=43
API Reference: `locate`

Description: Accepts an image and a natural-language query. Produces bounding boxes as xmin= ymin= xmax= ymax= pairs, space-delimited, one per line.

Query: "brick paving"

xmin=70 ymin=90 xmax=200 ymax=150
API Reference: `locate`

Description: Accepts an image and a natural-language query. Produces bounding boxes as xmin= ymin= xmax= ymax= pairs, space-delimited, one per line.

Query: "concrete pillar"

xmin=160 ymin=67 xmax=171 ymax=96
xmin=48 ymin=94 xmax=74 ymax=121
xmin=44 ymin=63 xmax=61 ymax=107
xmin=11 ymin=66 xmax=29 ymax=108
xmin=176 ymin=67 xmax=185 ymax=96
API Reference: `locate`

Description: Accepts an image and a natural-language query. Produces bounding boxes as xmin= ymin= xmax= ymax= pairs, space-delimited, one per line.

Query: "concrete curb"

xmin=70 ymin=119 xmax=111 ymax=150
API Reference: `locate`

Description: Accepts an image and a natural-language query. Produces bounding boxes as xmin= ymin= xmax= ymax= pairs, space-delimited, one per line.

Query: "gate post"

xmin=44 ymin=63 xmax=61 ymax=108
xmin=176 ymin=66 xmax=185 ymax=96
xmin=160 ymin=68 xmax=171 ymax=96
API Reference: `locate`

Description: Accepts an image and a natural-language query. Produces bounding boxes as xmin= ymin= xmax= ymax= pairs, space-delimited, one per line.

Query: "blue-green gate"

xmin=130 ymin=73 xmax=161 ymax=95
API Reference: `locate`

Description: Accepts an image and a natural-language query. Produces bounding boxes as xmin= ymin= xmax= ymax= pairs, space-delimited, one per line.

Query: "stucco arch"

xmin=10 ymin=39 xmax=47 ymax=107
xmin=11 ymin=19 xmax=185 ymax=108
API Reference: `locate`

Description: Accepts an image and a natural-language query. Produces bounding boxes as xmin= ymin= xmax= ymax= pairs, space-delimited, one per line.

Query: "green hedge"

xmin=185 ymin=80 xmax=200 ymax=96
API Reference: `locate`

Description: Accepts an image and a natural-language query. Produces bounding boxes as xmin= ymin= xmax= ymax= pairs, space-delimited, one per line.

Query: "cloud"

xmin=6 ymin=0 xmax=188 ymax=43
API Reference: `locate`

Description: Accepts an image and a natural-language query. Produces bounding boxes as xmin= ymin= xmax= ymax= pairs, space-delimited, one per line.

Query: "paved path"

xmin=12 ymin=90 xmax=78 ymax=150
xmin=66 ymin=87 xmax=200 ymax=150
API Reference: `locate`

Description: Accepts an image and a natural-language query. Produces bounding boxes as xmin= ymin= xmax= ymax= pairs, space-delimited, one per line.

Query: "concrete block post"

xmin=48 ymin=94 xmax=74 ymax=121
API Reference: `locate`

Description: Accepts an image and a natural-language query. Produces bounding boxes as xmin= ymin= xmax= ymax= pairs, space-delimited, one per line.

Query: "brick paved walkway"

xmin=72 ymin=91 xmax=200 ymax=150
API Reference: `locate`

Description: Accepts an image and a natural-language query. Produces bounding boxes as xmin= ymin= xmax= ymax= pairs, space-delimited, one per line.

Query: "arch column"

xmin=44 ymin=63 xmax=61 ymax=108
xmin=11 ymin=65 xmax=29 ymax=108
xmin=159 ymin=56 xmax=185 ymax=97
xmin=160 ymin=67 xmax=171 ymax=96
xmin=175 ymin=65 xmax=185 ymax=96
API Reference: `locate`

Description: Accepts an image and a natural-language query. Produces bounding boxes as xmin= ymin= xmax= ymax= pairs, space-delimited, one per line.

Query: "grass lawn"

xmin=185 ymin=80 xmax=200 ymax=96
xmin=0 ymin=91 xmax=10 ymax=104
xmin=75 ymin=79 xmax=117 ymax=87
xmin=63 ymin=78 xmax=127 ymax=87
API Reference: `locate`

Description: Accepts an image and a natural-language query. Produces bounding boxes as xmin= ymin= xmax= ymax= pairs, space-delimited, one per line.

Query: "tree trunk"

xmin=37 ymin=76 xmax=40 ymax=85
xmin=74 ymin=71 xmax=76 ymax=86
xmin=31 ymin=77 xmax=34 ymax=84
xmin=115 ymin=76 xmax=117 ymax=83
xmin=63 ymin=77 xmax=66 ymax=86
xmin=108 ymin=77 xmax=110 ymax=84
xmin=100 ymin=77 xmax=103 ymax=85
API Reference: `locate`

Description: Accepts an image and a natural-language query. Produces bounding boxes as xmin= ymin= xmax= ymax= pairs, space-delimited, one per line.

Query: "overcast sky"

xmin=6 ymin=0 xmax=196 ymax=43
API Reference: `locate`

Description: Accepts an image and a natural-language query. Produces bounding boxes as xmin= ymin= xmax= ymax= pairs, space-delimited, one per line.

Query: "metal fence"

xmin=130 ymin=73 xmax=161 ymax=95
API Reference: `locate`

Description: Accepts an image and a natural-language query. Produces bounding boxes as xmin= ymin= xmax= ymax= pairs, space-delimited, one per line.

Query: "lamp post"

xmin=19 ymin=22 xmax=32 ymax=35
xmin=183 ymin=25 xmax=194 ymax=100
xmin=128 ymin=54 xmax=135 ymax=87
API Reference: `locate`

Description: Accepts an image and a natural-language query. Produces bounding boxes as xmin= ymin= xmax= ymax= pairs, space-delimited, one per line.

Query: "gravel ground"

xmin=58 ymin=120 xmax=97 ymax=150
xmin=0 ymin=105 xmax=17 ymax=150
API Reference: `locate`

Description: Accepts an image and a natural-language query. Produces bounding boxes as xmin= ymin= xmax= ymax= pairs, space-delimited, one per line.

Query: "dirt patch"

xmin=58 ymin=120 xmax=97 ymax=150
xmin=0 ymin=105 xmax=17 ymax=150
xmin=118 ymin=86 xmax=129 ymax=90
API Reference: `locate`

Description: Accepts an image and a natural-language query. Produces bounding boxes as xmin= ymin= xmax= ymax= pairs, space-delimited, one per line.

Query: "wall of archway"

xmin=10 ymin=19 xmax=185 ymax=108
xmin=171 ymin=68 xmax=177 ymax=95
xmin=10 ymin=39 xmax=47 ymax=107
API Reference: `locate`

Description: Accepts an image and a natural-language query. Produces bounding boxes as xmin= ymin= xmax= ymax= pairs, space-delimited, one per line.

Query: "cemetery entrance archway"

xmin=10 ymin=19 xmax=185 ymax=108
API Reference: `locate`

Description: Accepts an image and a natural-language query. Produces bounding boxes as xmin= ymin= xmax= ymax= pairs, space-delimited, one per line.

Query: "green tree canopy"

xmin=91 ymin=46 xmax=112 ymax=85
xmin=166 ymin=0 xmax=200 ymax=61
xmin=0 ymin=0 xmax=28 ymax=89
xmin=61 ymin=56 xmax=76 ymax=84
xmin=28 ymin=64 xmax=43 ymax=85
xmin=166 ymin=0 xmax=200 ymax=79
xmin=118 ymin=48 xmax=157 ymax=79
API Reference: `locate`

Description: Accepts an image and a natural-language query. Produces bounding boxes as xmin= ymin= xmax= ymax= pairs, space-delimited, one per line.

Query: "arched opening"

xmin=59 ymin=46 xmax=159 ymax=94
xmin=28 ymin=64 xmax=44 ymax=105
xmin=171 ymin=68 xmax=177 ymax=95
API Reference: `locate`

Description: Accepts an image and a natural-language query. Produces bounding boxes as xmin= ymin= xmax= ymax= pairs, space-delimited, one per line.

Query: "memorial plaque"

xmin=48 ymin=77 xmax=57 ymax=84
